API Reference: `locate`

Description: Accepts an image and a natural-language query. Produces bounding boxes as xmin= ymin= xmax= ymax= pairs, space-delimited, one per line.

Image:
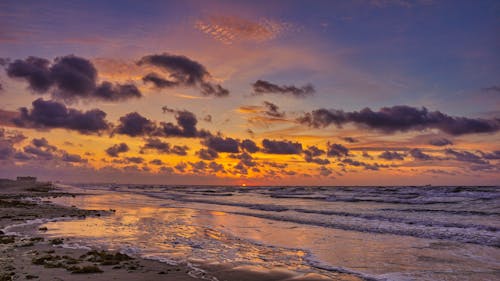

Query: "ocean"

xmin=41 ymin=185 xmax=499 ymax=280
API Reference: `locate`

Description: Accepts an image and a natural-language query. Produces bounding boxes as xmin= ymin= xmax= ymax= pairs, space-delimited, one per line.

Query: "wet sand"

xmin=0 ymin=179 xmax=360 ymax=281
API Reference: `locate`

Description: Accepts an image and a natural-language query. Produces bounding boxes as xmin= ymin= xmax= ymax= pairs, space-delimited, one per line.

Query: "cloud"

xmin=140 ymin=138 xmax=169 ymax=154
xmin=32 ymin=137 xmax=56 ymax=151
xmin=262 ymin=139 xmax=302 ymax=154
xmin=252 ymin=80 xmax=315 ymax=98
xmin=240 ymin=139 xmax=259 ymax=153
xmin=262 ymin=101 xmax=285 ymax=118
xmin=115 ymin=112 xmax=156 ymax=137
xmin=23 ymin=145 xmax=54 ymax=160
xmin=298 ymin=105 xmax=500 ymax=135
xmin=318 ymin=166 xmax=333 ymax=177
xmin=170 ymin=145 xmax=189 ymax=156
xmin=408 ymin=148 xmax=433 ymax=160
xmin=230 ymin=152 xmax=257 ymax=167
xmin=105 ymin=143 xmax=129 ymax=157
xmin=61 ymin=152 xmax=87 ymax=163
xmin=174 ymin=162 xmax=187 ymax=172
xmin=196 ymin=148 xmax=218 ymax=160
xmin=342 ymin=137 xmax=358 ymax=143
xmin=6 ymin=55 xmax=142 ymax=102
xmin=445 ymin=149 xmax=488 ymax=164
xmin=428 ymin=138 xmax=453 ymax=146
xmin=93 ymin=82 xmax=141 ymax=101
xmin=326 ymin=143 xmax=349 ymax=157
xmin=149 ymin=159 xmax=164 ymax=165
xmin=379 ymin=151 xmax=405 ymax=160
xmin=203 ymin=136 xmax=239 ymax=153
xmin=481 ymin=150 xmax=500 ymax=160
xmin=161 ymin=107 xmax=212 ymax=138
xmin=14 ymin=98 xmax=110 ymax=134
xmin=125 ymin=157 xmax=144 ymax=164
xmin=138 ymin=53 xmax=229 ymax=97
xmin=341 ymin=158 xmax=386 ymax=170
xmin=195 ymin=15 xmax=294 ymax=44
xmin=208 ymin=161 xmax=225 ymax=173
xmin=6 ymin=56 xmax=52 ymax=92
xmin=304 ymin=146 xmax=329 ymax=165
xmin=142 ymin=72 xmax=177 ymax=88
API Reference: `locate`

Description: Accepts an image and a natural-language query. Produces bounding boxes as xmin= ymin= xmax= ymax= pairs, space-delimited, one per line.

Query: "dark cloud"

xmin=138 ymin=53 xmax=229 ymax=97
xmin=262 ymin=101 xmax=285 ymax=118
xmin=342 ymin=158 xmax=386 ymax=171
xmin=23 ymin=145 xmax=55 ymax=160
xmin=304 ymin=146 xmax=329 ymax=165
xmin=190 ymin=161 xmax=208 ymax=172
xmin=115 ymin=112 xmax=156 ymax=137
xmin=93 ymin=82 xmax=142 ymax=102
xmin=318 ymin=166 xmax=333 ymax=177
xmin=326 ymin=143 xmax=349 ymax=157
xmin=379 ymin=151 xmax=405 ymax=161
xmin=14 ymin=98 xmax=109 ymax=134
xmin=175 ymin=162 xmax=187 ymax=172
xmin=445 ymin=149 xmax=487 ymax=164
xmin=149 ymin=159 xmax=164 ymax=165
xmin=161 ymin=107 xmax=212 ymax=138
xmin=196 ymin=148 xmax=218 ymax=160
xmin=342 ymin=137 xmax=358 ymax=143
xmin=139 ymin=138 xmax=189 ymax=156
xmin=142 ymin=72 xmax=177 ymax=88
xmin=408 ymin=148 xmax=433 ymax=160
xmin=481 ymin=150 xmax=500 ymax=160
xmin=125 ymin=157 xmax=144 ymax=164
xmin=61 ymin=152 xmax=87 ymax=163
xmin=203 ymin=136 xmax=239 ymax=153
xmin=208 ymin=161 xmax=225 ymax=173
xmin=298 ymin=106 xmax=500 ymax=136
xmin=230 ymin=152 xmax=257 ymax=167
xmin=6 ymin=56 xmax=52 ymax=92
xmin=32 ymin=138 xmax=56 ymax=151
xmin=240 ymin=139 xmax=259 ymax=153
xmin=106 ymin=143 xmax=129 ymax=157
xmin=428 ymin=138 xmax=453 ymax=146
xmin=262 ymin=139 xmax=302 ymax=154
xmin=362 ymin=151 xmax=373 ymax=159
xmin=140 ymin=138 xmax=170 ymax=154
xmin=252 ymin=80 xmax=315 ymax=98
xmin=200 ymin=82 xmax=230 ymax=97
xmin=170 ymin=145 xmax=189 ymax=156
xmin=6 ymin=55 xmax=142 ymax=102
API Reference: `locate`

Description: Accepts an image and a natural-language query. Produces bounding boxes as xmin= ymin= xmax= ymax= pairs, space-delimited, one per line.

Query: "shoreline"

xmin=0 ymin=179 xmax=203 ymax=281
xmin=0 ymin=179 xmax=361 ymax=281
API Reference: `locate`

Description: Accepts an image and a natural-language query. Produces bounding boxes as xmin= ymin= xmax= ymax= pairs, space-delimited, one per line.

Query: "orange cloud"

xmin=195 ymin=15 xmax=296 ymax=44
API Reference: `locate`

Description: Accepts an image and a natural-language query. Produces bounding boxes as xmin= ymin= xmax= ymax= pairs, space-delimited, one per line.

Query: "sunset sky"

xmin=0 ymin=0 xmax=499 ymax=185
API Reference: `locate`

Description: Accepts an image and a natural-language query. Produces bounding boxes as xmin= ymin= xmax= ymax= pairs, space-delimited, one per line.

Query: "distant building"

xmin=16 ymin=176 xmax=37 ymax=182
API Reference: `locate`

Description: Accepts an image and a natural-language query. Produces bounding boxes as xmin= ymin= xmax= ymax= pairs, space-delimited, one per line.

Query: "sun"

xmin=241 ymin=183 xmax=247 ymax=187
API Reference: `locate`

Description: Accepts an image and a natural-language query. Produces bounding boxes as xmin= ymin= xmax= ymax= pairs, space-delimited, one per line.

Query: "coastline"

xmin=0 ymin=179 xmax=201 ymax=281
xmin=0 ymin=180 xmax=359 ymax=281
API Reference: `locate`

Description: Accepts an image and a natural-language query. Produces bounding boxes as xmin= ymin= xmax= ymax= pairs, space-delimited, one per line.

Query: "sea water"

xmin=41 ymin=185 xmax=499 ymax=280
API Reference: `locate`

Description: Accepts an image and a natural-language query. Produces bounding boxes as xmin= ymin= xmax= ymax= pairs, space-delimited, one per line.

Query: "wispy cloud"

xmin=195 ymin=15 xmax=296 ymax=44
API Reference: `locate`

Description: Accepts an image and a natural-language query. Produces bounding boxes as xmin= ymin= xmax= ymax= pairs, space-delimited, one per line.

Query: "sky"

xmin=0 ymin=0 xmax=499 ymax=185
